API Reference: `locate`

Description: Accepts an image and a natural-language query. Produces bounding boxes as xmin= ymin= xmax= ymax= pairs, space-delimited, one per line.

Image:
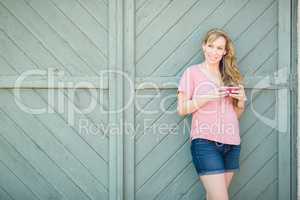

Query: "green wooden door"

xmin=0 ymin=0 xmax=110 ymax=199
xmin=0 ymin=0 xmax=295 ymax=200
xmin=129 ymin=0 xmax=294 ymax=199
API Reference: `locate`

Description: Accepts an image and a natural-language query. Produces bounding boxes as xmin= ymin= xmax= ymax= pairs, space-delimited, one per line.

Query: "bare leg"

xmin=200 ymin=173 xmax=229 ymax=200
xmin=224 ymin=172 xmax=235 ymax=188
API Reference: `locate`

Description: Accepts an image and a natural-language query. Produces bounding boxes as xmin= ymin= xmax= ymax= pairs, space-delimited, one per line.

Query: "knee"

xmin=207 ymin=191 xmax=229 ymax=200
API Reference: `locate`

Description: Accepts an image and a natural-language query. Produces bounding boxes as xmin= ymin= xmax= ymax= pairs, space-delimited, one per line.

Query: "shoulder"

xmin=181 ymin=64 xmax=199 ymax=76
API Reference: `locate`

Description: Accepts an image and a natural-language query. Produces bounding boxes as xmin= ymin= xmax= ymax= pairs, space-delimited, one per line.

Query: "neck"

xmin=205 ymin=61 xmax=220 ymax=73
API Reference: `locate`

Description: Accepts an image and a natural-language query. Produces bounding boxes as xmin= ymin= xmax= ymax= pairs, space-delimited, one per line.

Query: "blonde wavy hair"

xmin=202 ymin=28 xmax=244 ymax=106
xmin=202 ymin=29 xmax=244 ymax=85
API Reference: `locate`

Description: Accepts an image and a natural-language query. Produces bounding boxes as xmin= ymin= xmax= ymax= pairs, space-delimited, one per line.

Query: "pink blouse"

xmin=177 ymin=64 xmax=241 ymax=145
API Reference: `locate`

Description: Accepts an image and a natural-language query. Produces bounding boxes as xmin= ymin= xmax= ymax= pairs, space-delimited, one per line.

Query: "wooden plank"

xmin=290 ymin=0 xmax=298 ymax=199
xmin=136 ymin=0 xmax=198 ymax=61
xmin=136 ymin=0 xmax=222 ymax=76
xmin=0 ymin=135 xmax=65 ymax=200
xmin=277 ymin=0 xmax=291 ymax=199
xmin=77 ymin=0 xmax=108 ymax=30
xmin=124 ymin=0 xmax=135 ymax=199
xmin=108 ymin=0 xmax=124 ymax=199
xmin=240 ymin=110 xmax=275 ymax=164
xmin=0 ymin=108 xmax=90 ymax=200
xmin=136 ymin=140 xmax=191 ymax=199
xmin=50 ymin=0 xmax=108 ymax=57
xmin=235 ymin=0 xmax=277 ymax=69
xmin=0 ymin=2 xmax=68 ymax=74
xmin=136 ymin=0 xmax=173 ymax=35
xmin=241 ymin=26 xmax=277 ymax=76
xmin=231 ymin=155 xmax=277 ymax=200
xmin=36 ymin=89 xmax=109 ymax=183
xmin=135 ymin=75 xmax=289 ymax=90
xmin=0 ymin=161 xmax=39 ymax=200
xmin=230 ymin=130 xmax=277 ymax=198
xmin=0 ymin=74 xmax=288 ymax=89
xmin=0 ymin=186 xmax=14 ymax=200
xmin=136 ymin=119 xmax=188 ymax=189
xmin=0 ymin=75 xmax=109 ymax=89
xmin=240 ymin=90 xmax=275 ymax=137
xmin=0 ymin=26 xmax=41 ymax=73
xmin=256 ymin=179 xmax=278 ymax=200
xmin=0 ymin=90 xmax=108 ymax=199
xmin=154 ymin=163 xmax=201 ymax=200
xmin=135 ymin=90 xmax=177 ymax=140
xmin=180 ymin=181 xmax=203 ymax=200
xmin=22 ymin=0 xmax=107 ymax=72
xmin=224 ymin=0 xmax=274 ymax=40
xmin=135 ymin=0 xmax=248 ymax=77
xmin=0 ymin=55 xmax=18 ymax=75
xmin=1 ymin=0 xmax=103 ymax=75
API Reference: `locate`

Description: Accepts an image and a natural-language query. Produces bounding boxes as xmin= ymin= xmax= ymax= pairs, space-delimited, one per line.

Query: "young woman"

xmin=177 ymin=29 xmax=247 ymax=200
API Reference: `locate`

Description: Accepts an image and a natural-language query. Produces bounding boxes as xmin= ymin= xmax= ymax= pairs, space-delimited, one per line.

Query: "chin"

xmin=207 ymin=59 xmax=221 ymax=65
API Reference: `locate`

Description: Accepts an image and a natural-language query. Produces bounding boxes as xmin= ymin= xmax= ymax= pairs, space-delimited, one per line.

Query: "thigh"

xmin=200 ymin=173 xmax=229 ymax=200
xmin=190 ymin=138 xmax=225 ymax=176
xmin=224 ymin=144 xmax=241 ymax=171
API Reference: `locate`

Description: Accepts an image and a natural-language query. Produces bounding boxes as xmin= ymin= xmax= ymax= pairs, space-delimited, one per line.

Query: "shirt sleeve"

xmin=177 ymin=67 xmax=194 ymax=100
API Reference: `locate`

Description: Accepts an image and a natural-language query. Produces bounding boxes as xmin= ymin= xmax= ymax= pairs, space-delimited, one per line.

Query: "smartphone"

xmin=220 ymin=86 xmax=240 ymax=95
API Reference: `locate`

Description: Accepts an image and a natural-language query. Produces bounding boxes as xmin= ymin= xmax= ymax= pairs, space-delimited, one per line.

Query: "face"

xmin=202 ymin=36 xmax=227 ymax=65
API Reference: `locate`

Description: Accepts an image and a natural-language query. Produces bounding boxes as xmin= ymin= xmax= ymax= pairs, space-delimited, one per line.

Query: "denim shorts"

xmin=190 ymin=138 xmax=241 ymax=176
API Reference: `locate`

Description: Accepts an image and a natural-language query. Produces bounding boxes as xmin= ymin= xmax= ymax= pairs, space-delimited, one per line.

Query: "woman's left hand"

xmin=229 ymin=84 xmax=247 ymax=102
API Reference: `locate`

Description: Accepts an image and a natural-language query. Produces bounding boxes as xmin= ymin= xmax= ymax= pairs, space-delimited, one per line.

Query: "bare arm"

xmin=230 ymin=84 xmax=247 ymax=119
xmin=233 ymin=100 xmax=245 ymax=119
xmin=177 ymin=90 xmax=227 ymax=116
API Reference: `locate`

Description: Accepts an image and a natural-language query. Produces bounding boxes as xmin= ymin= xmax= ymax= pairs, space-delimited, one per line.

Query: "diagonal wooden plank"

xmin=256 ymin=178 xmax=277 ymax=200
xmin=0 ymin=109 xmax=90 ymax=200
xmin=135 ymin=0 xmax=149 ymax=11
xmin=240 ymin=89 xmax=275 ymax=136
xmin=180 ymin=179 xmax=203 ymax=200
xmin=29 ymin=90 xmax=109 ymax=188
xmin=48 ymin=0 xmax=108 ymax=58
xmin=231 ymin=154 xmax=277 ymax=200
xmin=0 ymin=54 xmax=18 ymax=75
xmin=135 ymin=96 xmax=177 ymax=141
xmin=235 ymin=0 xmax=277 ymax=63
xmin=0 ymin=2 xmax=87 ymax=75
xmin=136 ymin=0 xmax=198 ymax=61
xmin=239 ymin=25 xmax=277 ymax=75
xmin=0 ymin=3 xmax=85 ymax=76
xmin=23 ymin=0 xmax=107 ymax=73
xmin=136 ymin=139 xmax=191 ymax=199
xmin=146 ymin=0 xmax=275 ymax=78
xmin=136 ymin=0 xmax=248 ymax=77
xmin=77 ymin=0 xmax=108 ymax=31
xmin=146 ymin=0 xmax=223 ymax=77
xmin=225 ymin=0 xmax=275 ymax=40
xmin=135 ymin=90 xmax=176 ymax=128
xmin=252 ymin=49 xmax=277 ymax=75
xmin=0 ymin=90 xmax=108 ymax=199
xmin=0 ymin=160 xmax=39 ymax=200
xmin=230 ymin=129 xmax=277 ymax=198
xmin=136 ymin=118 xmax=188 ymax=188
xmin=0 ymin=185 xmax=14 ymax=200
xmin=241 ymin=98 xmax=275 ymax=138
xmin=135 ymin=93 xmax=157 ymax=117
xmin=136 ymin=117 xmax=186 ymax=167
xmin=0 ymin=135 xmax=66 ymax=200
xmin=136 ymin=0 xmax=173 ymax=36
xmin=136 ymin=100 xmax=179 ymax=159
xmin=154 ymin=163 xmax=200 ymax=200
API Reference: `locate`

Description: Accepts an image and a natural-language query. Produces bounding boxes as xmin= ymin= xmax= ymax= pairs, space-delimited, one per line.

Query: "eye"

xmin=208 ymin=44 xmax=213 ymax=47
